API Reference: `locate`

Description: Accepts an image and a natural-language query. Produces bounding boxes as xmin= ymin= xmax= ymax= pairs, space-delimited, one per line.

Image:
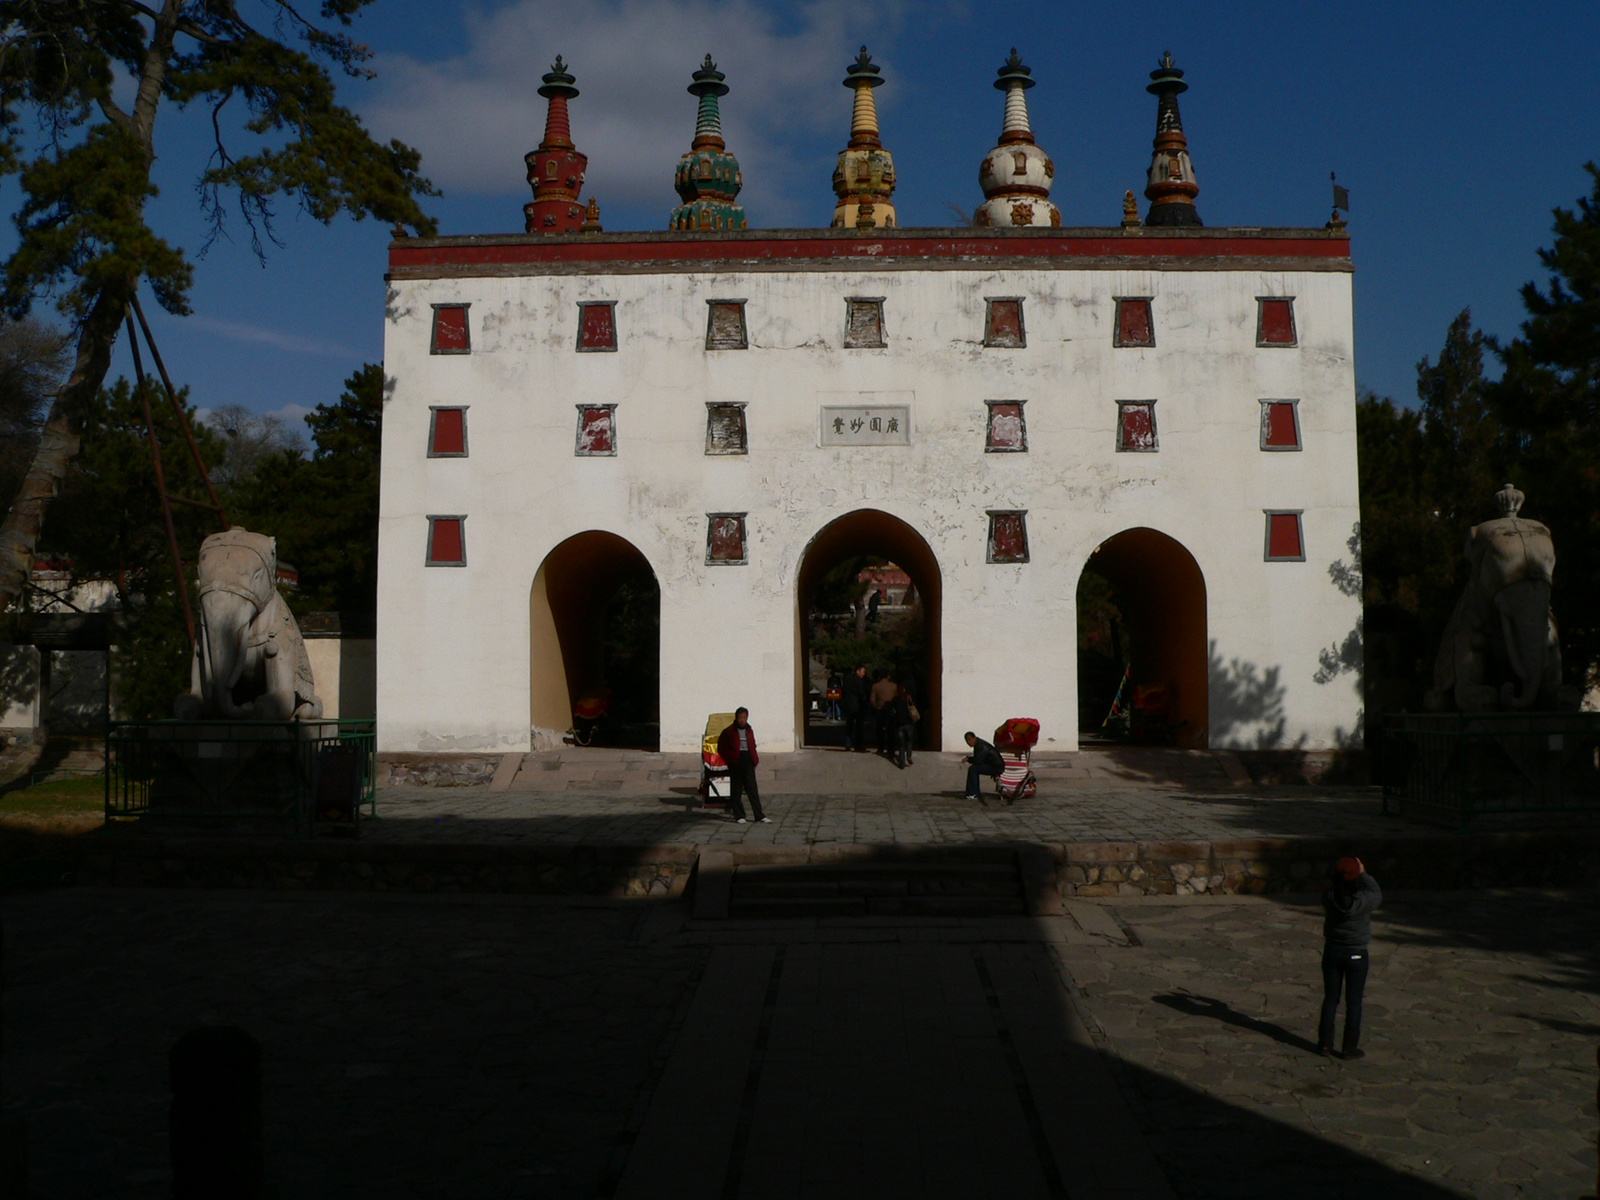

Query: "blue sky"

xmin=13 ymin=0 xmax=1598 ymax=428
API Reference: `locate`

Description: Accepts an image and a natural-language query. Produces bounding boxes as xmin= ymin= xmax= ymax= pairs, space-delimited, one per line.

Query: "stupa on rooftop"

xmin=831 ymin=47 xmax=896 ymax=229
xmin=524 ymin=57 xmax=596 ymax=234
xmin=974 ymin=49 xmax=1060 ymax=228
xmin=669 ymin=56 xmax=747 ymax=231
xmin=1142 ymin=51 xmax=1201 ymax=227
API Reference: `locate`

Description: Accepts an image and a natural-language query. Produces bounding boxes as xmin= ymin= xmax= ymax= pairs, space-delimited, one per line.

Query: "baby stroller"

xmin=697 ymin=712 xmax=736 ymax=806
xmin=992 ymin=717 xmax=1039 ymax=804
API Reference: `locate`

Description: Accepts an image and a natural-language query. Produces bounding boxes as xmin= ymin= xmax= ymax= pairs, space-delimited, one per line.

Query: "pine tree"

xmin=1491 ymin=163 xmax=1600 ymax=693
xmin=0 ymin=0 xmax=437 ymax=610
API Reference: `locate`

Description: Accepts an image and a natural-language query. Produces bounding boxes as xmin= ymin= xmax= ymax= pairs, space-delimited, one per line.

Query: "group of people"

xmin=835 ymin=664 xmax=921 ymax=769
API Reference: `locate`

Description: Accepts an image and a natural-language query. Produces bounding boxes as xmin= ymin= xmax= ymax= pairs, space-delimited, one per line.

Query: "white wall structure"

xmin=378 ymin=228 xmax=1362 ymax=755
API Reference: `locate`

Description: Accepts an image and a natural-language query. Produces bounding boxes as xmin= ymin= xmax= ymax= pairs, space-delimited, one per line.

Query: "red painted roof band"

xmin=390 ymin=229 xmax=1349 ymax=272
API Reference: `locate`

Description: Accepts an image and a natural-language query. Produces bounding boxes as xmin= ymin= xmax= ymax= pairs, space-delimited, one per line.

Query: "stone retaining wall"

xmin=1052 ymin=832 xmax=1600 ymax=897
xmin=378 ymin=753 xmax=502 ymax=787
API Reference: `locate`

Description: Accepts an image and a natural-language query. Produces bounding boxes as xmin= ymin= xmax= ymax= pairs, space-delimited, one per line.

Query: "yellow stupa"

xmin=831 ymin=47 xmax=896 ymax=229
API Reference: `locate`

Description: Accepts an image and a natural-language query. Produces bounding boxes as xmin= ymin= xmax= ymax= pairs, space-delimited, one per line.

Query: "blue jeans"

xmin=965 ymin=763 xmax=1000 ymax=796
xmin=1319 ymin=944 xmax=1369 ymax=1050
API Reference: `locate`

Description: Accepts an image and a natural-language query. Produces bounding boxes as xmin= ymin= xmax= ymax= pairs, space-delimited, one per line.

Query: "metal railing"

xmin=106 ymin=718 xmax=376 ymax=836
xmin=1380 ymin=711 xmax=1600 ymax=830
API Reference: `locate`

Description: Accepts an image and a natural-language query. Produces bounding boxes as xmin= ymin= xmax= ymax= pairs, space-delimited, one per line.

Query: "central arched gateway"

xmin=530 ymin=531 xmax=660 ymax=749
xmin=1078 ymin=527 xmax=1208 ymax=747
xmin=795 ymin=510 xmax=942 ymax=749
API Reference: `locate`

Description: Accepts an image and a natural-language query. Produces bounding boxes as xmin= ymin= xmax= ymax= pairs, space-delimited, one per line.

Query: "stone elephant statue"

xmin=1425 ymin=485 xmax=1578 ymax=713
xmin=174 ymin=529 xmax=323 ymax=720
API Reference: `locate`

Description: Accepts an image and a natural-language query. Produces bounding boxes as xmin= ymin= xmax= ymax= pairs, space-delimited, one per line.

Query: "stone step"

xmin=725 ymin=856 xmax=1027 ymax=918
xmin=728 ymin=894 xmax=1027 ymax=919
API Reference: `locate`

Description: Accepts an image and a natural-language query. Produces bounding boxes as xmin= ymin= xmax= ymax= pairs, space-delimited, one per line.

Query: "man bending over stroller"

xmin=962 ymin=731 xmax=1004 ymax=800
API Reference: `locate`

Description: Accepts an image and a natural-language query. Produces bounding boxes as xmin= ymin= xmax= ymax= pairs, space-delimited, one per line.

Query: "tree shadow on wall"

xmin=1313 ymin=524 xmax=1366 ymax=749
xmin=1207 ymin=641 xmax=1297 ymax=750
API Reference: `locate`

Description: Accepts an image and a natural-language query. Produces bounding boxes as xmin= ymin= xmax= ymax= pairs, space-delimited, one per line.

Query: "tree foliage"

xmin=227 ymin=362 xmax=381 ymax=616
xmin=0 ymin=0 xmax=437 ymax=610
xmin=1488 ymin=162 xmax=1600 ymax=693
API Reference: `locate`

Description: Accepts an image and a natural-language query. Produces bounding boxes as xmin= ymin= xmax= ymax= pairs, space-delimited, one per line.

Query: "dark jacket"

xmin=968 ymin=737 xmax=1004 ymax=774
xmin=887 ymin=695 xmax=914 ymax=728
xmin=1322 ymin=873 xmax=1381 ymax=947
xmin=841 ymin=673 xmax=870 ymax=715
xmin=717 ymin=722 xmax=758 ymax=767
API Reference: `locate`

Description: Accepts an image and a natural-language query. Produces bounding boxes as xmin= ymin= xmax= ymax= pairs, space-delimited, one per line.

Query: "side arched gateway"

xmin=530 ymin=531 xmax=660 ymax=750
xmin=795 ymin=510 xmax=942 ymax=749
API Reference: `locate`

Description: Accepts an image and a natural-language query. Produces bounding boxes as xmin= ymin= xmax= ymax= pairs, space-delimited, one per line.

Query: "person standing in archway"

xmin=716 ymin=708 xmax=769 ymax=824
xmin=841 ymin=664 xmax=870 ymax=752
xmin=870 ymin=670 xmax=897 ymax=754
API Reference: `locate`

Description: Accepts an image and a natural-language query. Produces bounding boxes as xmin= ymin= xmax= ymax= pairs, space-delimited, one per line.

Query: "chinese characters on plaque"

xmin=819 ymin=405 xmax=911 ymax=447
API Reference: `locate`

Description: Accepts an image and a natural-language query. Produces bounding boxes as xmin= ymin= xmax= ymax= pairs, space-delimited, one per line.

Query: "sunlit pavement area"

xmin=4 ymin=885 xmax=1596 ymax=1198
xmin=369 ymin=747 xmax=1396 ymax=846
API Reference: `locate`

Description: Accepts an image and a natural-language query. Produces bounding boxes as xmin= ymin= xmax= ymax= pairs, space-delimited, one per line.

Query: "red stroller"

xmin=992 ymin=718 xmax=1039 ymax=804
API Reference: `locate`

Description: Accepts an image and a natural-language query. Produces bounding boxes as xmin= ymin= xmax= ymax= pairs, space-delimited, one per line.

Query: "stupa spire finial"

xmin=1141 ymin=50 xmax=1202 ymax=227
xmin=831 ymin=46 xmax=896 ymax=229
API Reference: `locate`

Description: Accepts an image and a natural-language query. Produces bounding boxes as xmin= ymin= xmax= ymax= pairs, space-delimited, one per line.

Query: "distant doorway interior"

xmin=530 ymin=531 xmax=660 ymax=750
xmin=796 ymin=510 xmax=941 ymax=750
xmin=1077 ymin=528 xmax=1207 ymax=747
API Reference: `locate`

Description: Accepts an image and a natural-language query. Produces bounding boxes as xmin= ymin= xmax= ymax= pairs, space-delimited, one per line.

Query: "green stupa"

xmin=669 ymin=55 xmax=747 ymax=231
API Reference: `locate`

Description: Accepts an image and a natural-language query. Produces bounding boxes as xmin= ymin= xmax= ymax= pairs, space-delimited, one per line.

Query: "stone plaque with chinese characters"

xmin=819 ymin=405 xmax=911 ymax=447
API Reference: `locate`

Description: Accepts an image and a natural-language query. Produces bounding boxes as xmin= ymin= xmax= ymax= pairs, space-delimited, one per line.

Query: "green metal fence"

xmin=1380 ymin=711 xmax=1600 ymax=830
xmin=106 ymin=718 xmax=376 ymax=836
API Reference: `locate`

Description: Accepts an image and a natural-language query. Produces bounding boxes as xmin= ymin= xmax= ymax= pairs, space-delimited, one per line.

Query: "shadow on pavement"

xmin=1150 ymin=989 xmax=1323 ymax=1055
xmin=1 ymin=828 xmax=1491 ymax=1200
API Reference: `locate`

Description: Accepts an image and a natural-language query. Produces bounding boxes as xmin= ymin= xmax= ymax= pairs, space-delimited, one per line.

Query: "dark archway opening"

xmin=530 ymin=531 xmax=659 ymax=750
xmin=1076 ymin=528 xmax=1208 ymax=747
xmin=796 ymin=510 xmax=941 ymax=750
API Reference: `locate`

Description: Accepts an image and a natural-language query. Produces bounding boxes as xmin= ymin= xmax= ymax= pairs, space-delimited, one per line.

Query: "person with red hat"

xmin=1319 ymin=855 xmax=1381 ymax=1058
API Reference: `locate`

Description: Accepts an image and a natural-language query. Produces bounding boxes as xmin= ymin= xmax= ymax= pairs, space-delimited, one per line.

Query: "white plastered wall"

xmin=377 ymin=261 xmax=1361 ymax=753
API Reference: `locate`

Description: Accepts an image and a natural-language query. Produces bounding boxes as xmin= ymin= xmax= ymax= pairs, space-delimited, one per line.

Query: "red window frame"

xmin=1264 ymin=511 xmax=1305 ymax=562
xmin=984 ymin=401 xmax=1028 ymax=453
xmin=426 ymin=516 xmax=466 ymax=567
xmin=986 ymin=510 xmax=1030 ymax=563
xmin=428 ymin=407 xmax=467 ymax=457
xmin=705 ymin=513 xmax=748 ymax=565
xmin=577 ymin=302 xmax=618 ymax=352
xmin=430 ymin=304 xmax=470 ymax=355
xmin=1113 ymin=297 xmax=1155 ymax=347
xmin=1257 ymin=298 xmax=1297 ymax=346
xmin=984 ymin=297 xmax=1026 ymax=348
xmin=1116 ymin=401 xmax=1159 ymax=452
xmin=575 ymin=405 xmax=617 ymax=456
xmin=1260 ymin=400 xmax=1301 ymax=450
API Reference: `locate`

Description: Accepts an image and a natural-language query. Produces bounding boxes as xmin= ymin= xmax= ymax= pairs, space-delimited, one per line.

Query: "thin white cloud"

xmin=187 ymin=316 xmax=359 ymax=360
xmin=363 ymin=0 xmax=914 ymax=225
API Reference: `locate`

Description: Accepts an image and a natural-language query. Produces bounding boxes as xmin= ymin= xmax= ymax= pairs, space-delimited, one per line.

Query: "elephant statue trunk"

xmin=198 ymin=590 xmax=258 ymax=718
xmin=175 ymin=528 xmax=323 ymax=721
xmin=1493 ymin=579 xmax=1557 ymax=711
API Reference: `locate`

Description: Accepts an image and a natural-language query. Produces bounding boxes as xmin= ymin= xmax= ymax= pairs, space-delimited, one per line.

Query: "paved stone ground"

xmin=373 ymin=753 xmax=1395 ymax=847
xmin=371 ymin=747 xmax=1600 ymax=846
xmin=1069 ymin=890 xmax=1600 ymax=1199
xmin=5 ymin=887 xmax=1596 ymax=1198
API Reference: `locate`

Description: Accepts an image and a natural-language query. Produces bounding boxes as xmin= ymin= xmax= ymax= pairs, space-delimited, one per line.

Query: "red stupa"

xmin=524 ymin=57 xmax=596 ymax=234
